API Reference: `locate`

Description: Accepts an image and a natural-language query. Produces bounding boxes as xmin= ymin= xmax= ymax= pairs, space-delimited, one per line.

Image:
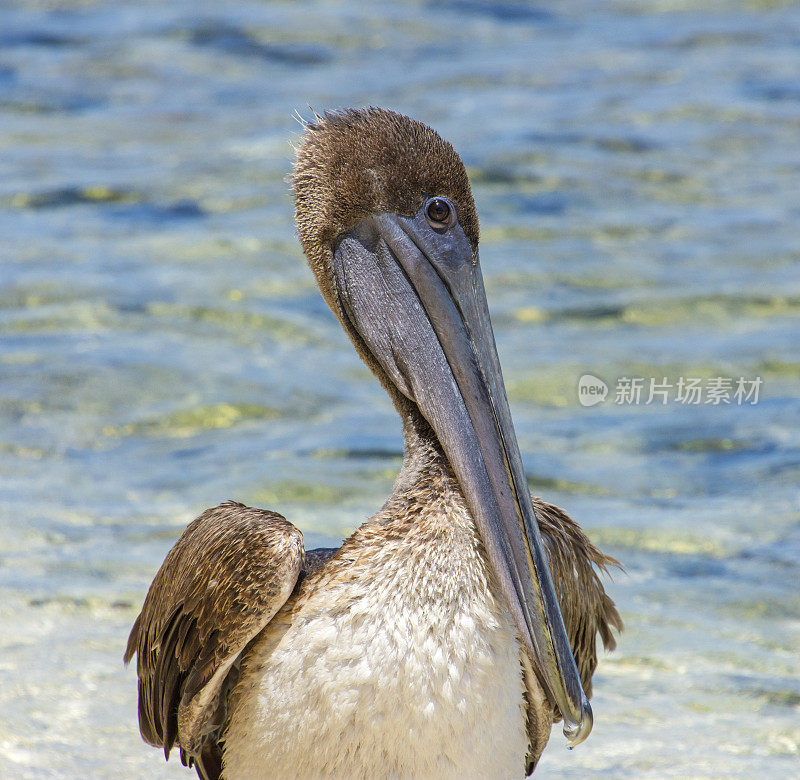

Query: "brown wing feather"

xmin=533 ymin=497 xmax=623 ymax=693
xmin=523 ymin=496 xmax=623 ymax=775
xmin=124 ymin=500 xmax=305 ymax=774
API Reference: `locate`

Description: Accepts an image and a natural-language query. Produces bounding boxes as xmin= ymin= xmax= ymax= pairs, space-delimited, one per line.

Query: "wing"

xmin=124 ymin=501 xmax=305 ymax=778
xmin=523 ymin=496 xmax=623 ymax=775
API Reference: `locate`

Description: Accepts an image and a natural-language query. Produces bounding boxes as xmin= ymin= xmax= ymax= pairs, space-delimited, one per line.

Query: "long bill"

xmin=332 ymin=208 xmax=592 ymax=746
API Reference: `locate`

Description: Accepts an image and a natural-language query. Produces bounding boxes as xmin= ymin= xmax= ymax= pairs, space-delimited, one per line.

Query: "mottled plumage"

xmin=124 ymin=502 xmax=304 ymax=778
xmin=126 ymin=107 xmax=622 ymax=779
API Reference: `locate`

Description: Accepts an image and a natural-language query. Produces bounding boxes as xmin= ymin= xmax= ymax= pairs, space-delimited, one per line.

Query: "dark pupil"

xmin=427 ymin=199 xmax=450 ymax=223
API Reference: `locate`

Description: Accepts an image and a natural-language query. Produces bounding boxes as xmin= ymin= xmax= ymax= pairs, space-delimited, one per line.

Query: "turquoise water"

xmin=1 ymin=1 xmax=799 ymax=777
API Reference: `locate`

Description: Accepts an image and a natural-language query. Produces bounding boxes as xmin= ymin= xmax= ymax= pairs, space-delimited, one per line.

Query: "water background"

xmin=1 ymin=1 xmax=799 ymax=777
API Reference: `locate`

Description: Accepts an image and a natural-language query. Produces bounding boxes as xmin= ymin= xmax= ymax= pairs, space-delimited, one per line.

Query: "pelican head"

xmin=293 ymin=107 xmax=592 ymax=745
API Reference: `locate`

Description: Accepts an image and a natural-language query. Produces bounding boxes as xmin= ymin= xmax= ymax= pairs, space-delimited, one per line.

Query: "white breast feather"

xmin=223 ymin=499 xmax=529 ymax=779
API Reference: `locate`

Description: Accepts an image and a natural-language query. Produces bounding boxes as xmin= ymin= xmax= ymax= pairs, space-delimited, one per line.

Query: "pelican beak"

xmin=332 ymin=205 xmax=592 ymax=746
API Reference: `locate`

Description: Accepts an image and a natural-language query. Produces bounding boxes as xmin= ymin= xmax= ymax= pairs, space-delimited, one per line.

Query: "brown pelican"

xmin=125 ymin=107 xmax=621 ymax=779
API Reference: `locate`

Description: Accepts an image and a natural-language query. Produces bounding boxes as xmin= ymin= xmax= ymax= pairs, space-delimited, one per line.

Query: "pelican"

xmin=125 ymin=107 xmax=621 ymax=779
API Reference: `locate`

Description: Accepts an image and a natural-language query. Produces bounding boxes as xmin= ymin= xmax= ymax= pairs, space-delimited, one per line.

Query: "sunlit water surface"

xmin=1 ymin=1 xmax=799 ymax=777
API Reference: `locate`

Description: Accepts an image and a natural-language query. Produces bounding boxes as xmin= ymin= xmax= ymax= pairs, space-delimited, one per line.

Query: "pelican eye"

xmin=425 ymin=197 xmax=454 ymax=229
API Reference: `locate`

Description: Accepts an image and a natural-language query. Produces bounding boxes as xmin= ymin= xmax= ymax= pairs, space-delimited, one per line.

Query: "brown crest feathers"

xmin=292 ymin=107 xmax=479 ymax=301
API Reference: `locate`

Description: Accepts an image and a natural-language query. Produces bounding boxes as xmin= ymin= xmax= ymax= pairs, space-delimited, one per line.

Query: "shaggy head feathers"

xmin=292 ymin=107 xmax=479 ymax=305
